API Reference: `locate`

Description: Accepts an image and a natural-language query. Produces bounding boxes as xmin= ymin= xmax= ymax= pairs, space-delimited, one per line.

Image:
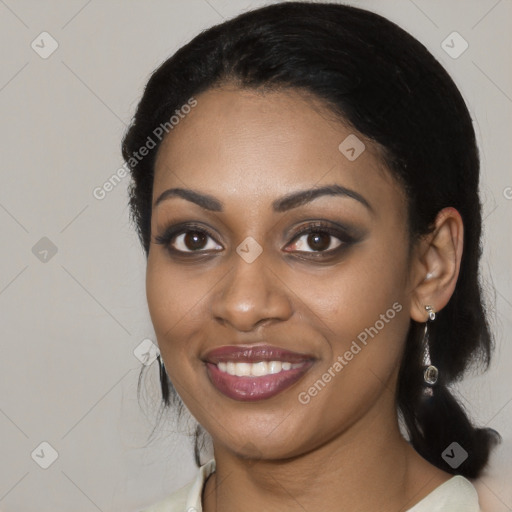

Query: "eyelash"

xmin=154 ymin=221 xmax=356 ymax=259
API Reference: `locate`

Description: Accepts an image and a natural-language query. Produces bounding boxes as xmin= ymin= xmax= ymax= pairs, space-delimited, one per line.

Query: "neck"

xmin=202 ymin=406 xmax=450 ymax=512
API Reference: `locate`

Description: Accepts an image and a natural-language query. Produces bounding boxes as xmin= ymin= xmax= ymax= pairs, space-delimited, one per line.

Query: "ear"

xmin=409 ymin=207 xmax=464 ymax=323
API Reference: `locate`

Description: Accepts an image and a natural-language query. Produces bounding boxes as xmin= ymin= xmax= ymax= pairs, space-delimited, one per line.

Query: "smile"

xmin=203 ymin=345 xmax=315 ymax=401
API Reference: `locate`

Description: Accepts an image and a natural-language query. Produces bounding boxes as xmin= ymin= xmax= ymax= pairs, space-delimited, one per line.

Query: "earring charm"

xmin=425 ymin=304 xmax=436 ymax=321
xmin=422 ymin=305 xmax=438 ymax=386
xmin=157 ymin=353 xmax=170 ymax=404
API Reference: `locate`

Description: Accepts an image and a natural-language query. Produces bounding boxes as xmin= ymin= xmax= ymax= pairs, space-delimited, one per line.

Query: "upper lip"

xmin=203 ymin=344 xmax=315 ymax=364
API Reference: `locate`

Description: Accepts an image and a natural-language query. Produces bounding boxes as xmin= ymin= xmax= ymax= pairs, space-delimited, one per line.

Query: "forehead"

xmin=153 ymin=86 xmax=404 ymax=215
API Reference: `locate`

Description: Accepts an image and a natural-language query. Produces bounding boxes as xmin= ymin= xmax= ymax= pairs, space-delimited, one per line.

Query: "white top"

xmin=141 ymin=459 xmax=481 ymax=512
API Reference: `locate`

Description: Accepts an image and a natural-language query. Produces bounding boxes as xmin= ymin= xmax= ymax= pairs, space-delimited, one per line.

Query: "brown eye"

xmin=306 ymin=232 xmax=333 ymax=252
xmin=183 ymin=231 xmax=208 ymax=251
xmin=170 ymin=229 xmax=222 ymax=253
xmin=155 ymin=224 xmax=223 ymax=254
xmin=289 ymin=229 xmax=343 ymax=253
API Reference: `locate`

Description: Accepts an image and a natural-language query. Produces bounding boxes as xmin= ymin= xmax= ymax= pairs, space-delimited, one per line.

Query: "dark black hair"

xmin=123 ymin=1 xmax=500 ymax=478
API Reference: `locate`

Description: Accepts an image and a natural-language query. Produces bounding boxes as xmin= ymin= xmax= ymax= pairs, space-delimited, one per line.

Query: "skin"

xmin=146 ymin=86 xmax=464 ymax=512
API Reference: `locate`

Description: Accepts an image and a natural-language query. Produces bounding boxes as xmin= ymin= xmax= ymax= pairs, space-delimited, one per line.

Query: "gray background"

xmin=0 ymin=0 xmax=511 ymax=511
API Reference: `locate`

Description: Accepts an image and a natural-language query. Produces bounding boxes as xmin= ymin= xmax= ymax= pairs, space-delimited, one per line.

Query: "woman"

xmin=122 ymin=2 xmax=500 ymax=511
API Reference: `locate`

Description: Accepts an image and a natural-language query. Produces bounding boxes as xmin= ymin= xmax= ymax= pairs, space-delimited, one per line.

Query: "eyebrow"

xmin=153 ymin=184 xmax=374 ymax=214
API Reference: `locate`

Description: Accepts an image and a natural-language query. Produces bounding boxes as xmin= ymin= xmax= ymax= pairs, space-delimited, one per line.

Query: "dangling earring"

xmin=422 ymin=305 xmax=439 ymax=388
xmin=157 ymin=353 xmax=170 ymax=404
xmin=157 ymin=353 xmax=166 ymax=372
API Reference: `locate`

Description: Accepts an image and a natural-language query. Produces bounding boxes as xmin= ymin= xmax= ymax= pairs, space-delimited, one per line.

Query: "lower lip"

xmin=205 ymin=361 xmax=314 ymax=401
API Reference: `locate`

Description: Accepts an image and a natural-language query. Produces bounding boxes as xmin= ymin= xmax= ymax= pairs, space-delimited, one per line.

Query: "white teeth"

xmin=216 ymin=360 xmax=304 ymax=377
xmin=268 ymin=361 xmax=282 ymax=374
xmin=235 ymin=362 xmax=251 ymax=377
xmin=251 ymin=361 xmax=269 ymax=376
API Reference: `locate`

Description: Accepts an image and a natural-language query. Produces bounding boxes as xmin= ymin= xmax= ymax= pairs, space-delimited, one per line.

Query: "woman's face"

xmin=147 ymin=86 xmax=417 ymax=460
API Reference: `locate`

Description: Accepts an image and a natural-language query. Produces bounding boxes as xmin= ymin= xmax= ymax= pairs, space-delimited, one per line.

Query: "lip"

xmin=203 ymin=344 xmax=315 ymax=401
xmin=204 ymin=344 xmax=313 ymax=364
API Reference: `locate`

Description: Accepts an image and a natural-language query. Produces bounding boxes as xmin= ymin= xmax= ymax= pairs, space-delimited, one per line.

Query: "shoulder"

xmin=140 ymin=482 xmax=191 ymax=512
xmin=407 ymin=475 xmax=481 ymax=512
xmin=140 ymin=459 xmax=216 ymax=512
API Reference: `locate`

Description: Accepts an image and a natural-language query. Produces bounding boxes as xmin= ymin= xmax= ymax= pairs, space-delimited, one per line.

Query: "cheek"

xmin=145 ymin=255 xmax=209 ymax=357
xmin=287 ymin=235 xmax=409 ymax=331
xmin=288 ymin=235 xmax=410 ymax=393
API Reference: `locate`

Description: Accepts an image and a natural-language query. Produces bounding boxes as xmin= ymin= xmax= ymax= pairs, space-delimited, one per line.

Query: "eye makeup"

xmin=154 ymin=217 xmax=365 ymax=262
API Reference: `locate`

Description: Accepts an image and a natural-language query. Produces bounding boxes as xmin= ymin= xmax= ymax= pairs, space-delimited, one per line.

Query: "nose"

xmin=211 ymin=250 xmax=293 ymax=332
